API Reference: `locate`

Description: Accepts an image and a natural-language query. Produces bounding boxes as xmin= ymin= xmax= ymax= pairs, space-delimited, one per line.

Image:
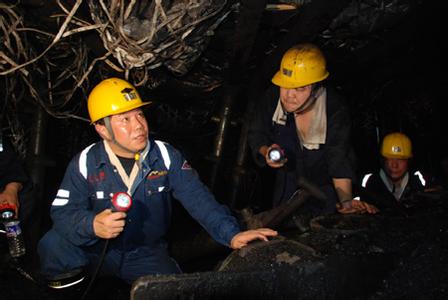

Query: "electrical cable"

xmin=80 ymin=240 xmax=109 ymax=300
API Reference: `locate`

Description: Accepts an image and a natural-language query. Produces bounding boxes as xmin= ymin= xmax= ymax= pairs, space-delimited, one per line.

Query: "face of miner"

xmin=97 ymin=108 xmax=149 ymax=158
xmin=384 ymin=157 xmax=409 ymax=182
xmin=279 ymin=85 xmax=312 ymax=113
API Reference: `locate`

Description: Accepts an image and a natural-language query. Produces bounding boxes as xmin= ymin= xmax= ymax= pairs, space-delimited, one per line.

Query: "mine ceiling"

xmin=1 ymin=0 xmax=446 ymax=186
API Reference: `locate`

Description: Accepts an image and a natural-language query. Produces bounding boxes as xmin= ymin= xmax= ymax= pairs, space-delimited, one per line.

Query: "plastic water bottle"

xmin=4 ymin=220 xmax=26 ymax=257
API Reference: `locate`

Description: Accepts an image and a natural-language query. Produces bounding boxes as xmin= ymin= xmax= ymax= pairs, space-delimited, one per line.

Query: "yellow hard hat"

xmin=87 ymin=78 xmax=151 ymax=123
xmin=381 ymin=132 xmax=413 ymax=159
xmin=272 ymin=43 xmax=329 ymax=89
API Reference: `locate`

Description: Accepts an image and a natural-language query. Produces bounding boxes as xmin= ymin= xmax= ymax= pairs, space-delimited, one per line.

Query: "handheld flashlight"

xmin=268 ymin=147 xmax=286 ymax=163
xmin=0 ymin=204 xmax=16 ymax=221
xmin=111 ymin=192 xmax=132 ymax=212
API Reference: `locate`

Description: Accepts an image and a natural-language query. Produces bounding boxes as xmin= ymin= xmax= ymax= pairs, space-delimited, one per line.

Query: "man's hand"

xmin=93 ymin=209 xmax=126 ymax=239
xmin=230 ymin=228 xmax=278 ymax=249
xmin=336 ymin=199 xmax=379 ymax=214
xmin=0 ymin=182 xmax=22 ymax=216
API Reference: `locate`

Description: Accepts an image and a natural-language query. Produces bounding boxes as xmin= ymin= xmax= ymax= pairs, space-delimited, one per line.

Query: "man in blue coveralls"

xmin=38 ymin=78 xmax=277 ymax=289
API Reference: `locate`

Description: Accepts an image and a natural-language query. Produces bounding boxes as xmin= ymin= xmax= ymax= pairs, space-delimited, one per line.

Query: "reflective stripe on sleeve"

xmin=52 ymin=198 xmax=69 ymax=206
xmin=56 ymin=189 xmax=70 ymax=198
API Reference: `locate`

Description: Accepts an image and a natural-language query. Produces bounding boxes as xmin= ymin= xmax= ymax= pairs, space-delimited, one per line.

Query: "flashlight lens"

xmin=1 ymin=211 xmax=14 ymax=219
xmin=116 ymin=194 xmax=131 ymax=208
xmin=269 ymin=149 xmax=281 ymax=161
xmin=112 ymin=192 xmax=132 ymax=212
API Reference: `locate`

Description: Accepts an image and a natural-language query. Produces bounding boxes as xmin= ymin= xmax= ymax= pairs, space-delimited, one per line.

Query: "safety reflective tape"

xmin=362 ymin=173 xmax=373 ymax=187
xmin=56 ymin=189 xmax=70 ymax=198
xmin=49 ymin=277 xmax=85 ymax=289
xmin=79 ymin=143 xmax=95 ymax=179
xmin=155 ymin=140 xmax=171 ymax=170
xmin=52 ymin=198 xmax=69 ymax=206
xmin=414 ymin=171 xmax=426 ymax=186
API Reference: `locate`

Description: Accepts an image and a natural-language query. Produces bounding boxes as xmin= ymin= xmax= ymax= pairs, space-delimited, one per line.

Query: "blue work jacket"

xmin=50 ymin=139 xmax=241 ymax=251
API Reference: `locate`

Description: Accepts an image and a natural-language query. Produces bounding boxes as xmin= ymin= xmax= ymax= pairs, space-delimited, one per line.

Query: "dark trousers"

xmin=38 ymin=229 xmax=181 ymax=283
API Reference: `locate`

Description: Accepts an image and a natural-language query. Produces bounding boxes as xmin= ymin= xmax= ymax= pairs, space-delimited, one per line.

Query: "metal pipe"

xmin=28 ymin=107 xmax=47 ymax=201
xmin=209 ymin=87 xmax=236 ymax=190
xmin=212 ymin=91 xmax=234 ymax=159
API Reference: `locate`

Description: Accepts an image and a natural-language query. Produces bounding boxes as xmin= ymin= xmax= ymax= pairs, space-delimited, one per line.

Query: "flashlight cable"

xmin=80 ymin=239 xmax=109 ymax=300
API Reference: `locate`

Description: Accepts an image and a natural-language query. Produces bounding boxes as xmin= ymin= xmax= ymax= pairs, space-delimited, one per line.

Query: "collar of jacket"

xmin=91 ymin=139 xmax=160 ymax=170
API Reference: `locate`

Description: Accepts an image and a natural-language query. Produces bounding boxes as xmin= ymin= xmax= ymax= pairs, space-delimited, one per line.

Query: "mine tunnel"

xmin=1 ymin=0 xmax=447 ymax=299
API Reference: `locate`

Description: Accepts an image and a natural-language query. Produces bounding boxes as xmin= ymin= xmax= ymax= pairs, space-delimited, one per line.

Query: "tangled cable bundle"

xmin=0 ymin=0 xmax=233 ymax=143
xmin=88 ymin=0 xmax=230 ymax=79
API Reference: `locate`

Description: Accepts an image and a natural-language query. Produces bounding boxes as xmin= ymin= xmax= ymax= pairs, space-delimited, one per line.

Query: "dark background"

xmin=2 ymin=1 xmax=448 ymax=299
xmin=1 ymin=0 xmax=447 ymax=276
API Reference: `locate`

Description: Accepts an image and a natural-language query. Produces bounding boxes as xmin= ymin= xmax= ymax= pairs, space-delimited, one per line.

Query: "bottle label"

xmin=5 ymin=221 xmax=22 ymax=237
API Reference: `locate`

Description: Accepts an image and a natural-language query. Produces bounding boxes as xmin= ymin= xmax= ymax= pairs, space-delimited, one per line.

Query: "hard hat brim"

xmin=271 ymin=71 xmax=329 ymax=89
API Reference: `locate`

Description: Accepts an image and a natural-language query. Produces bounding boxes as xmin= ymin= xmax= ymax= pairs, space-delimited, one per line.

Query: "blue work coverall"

xmin=38 ymin=139 xmax=241 ymax=283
